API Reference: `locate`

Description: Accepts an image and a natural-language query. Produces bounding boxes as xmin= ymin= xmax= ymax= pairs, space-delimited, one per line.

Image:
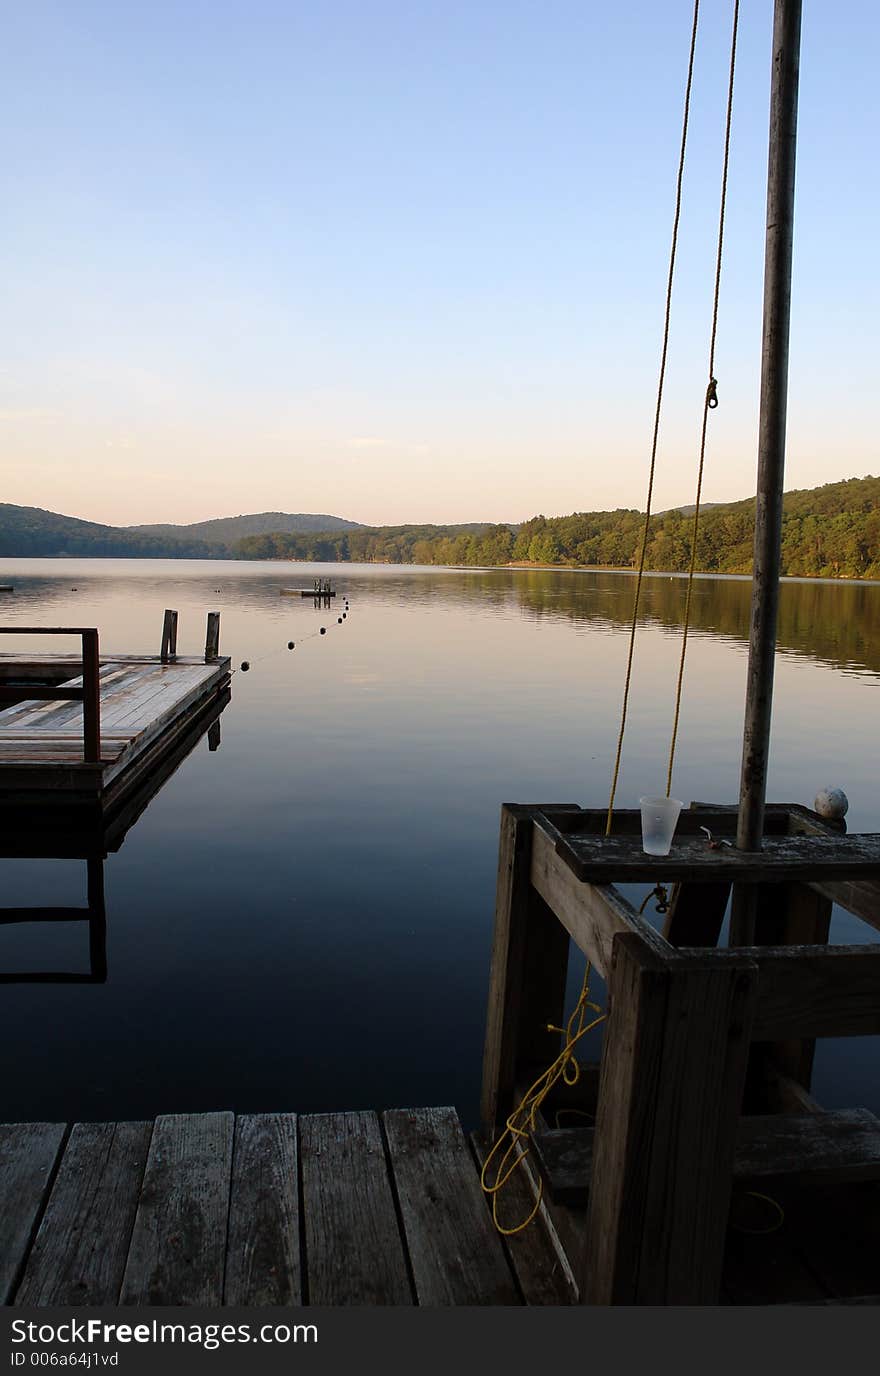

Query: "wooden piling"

xmin=204 ymin=612 xmax=221 ymax=662
xmin=160 ymin=609 xmax=178 ymax=664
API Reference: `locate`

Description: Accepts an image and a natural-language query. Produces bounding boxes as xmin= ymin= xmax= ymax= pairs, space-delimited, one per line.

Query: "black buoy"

xmin=287 ymin=641 xmax=295 ymax=650
xmin=241 ymin=661 xmax=250 ymax=672
xmin=320 ymin=627 xmax=326 ymax=635
xmin=337 ymin=617 xmax=342 ymax=623
xmin=342 ymin=613 xmax=347 ymax=619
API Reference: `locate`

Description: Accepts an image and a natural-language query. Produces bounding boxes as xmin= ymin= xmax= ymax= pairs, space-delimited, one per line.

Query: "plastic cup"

xmin=639 ymin=796 xmax=683 ymax=856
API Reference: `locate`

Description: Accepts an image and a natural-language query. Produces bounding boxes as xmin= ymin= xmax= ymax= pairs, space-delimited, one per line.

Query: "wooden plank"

xmin=100 ymin=666 xmax=213 ymax=729
xmin=0 ymin=667 xmax=136 ymax=734
xmin=735 ymin=1111 xmax=880 ymax=1187
xmin=300 ymin=1112 xmax=411 ymax=1305
xmin=583 ymin=935 xmax=758 ymax=1304
xmin=636 ymin=953 xmax=759 ymax=1304
xmin=225 ymin=1114 xmax=300 ymax=1306
xmin=554 ymin=831 xmax=880 ymax=884
xmin=530 ymin=820 xmax=672 ymax=976
xmin=16 ymin=1121 xmax=151 ymax=1305
xmin=480 ymin=805 xmax=577 ymax=1137
xmin=100 ymin=685 xmax=230 ymax=819
xmin=470 ymin=1133 xmax=576 ymax=1304
xmin=812 ymin=878 xmax=880 ymax=935
xmin=532 ymin=1125 xmax=594 ymax=1206
xmin=119 ymin=1112 xmax=234 ymax=1306
xmin=384 ymin=1107 xmax=519 ymax=1305
xmin=102 ymin=665 xmax=229 ymax=789
xmin=0 ymin=1122 xmax=66 ymax=1304
xmin=542 ymin=805 xmax=792 ymax=838
xmin=81 ymin=628 xmax=100 ymax=762
xmin=754 ymin=883 xmax=832 ymax=1106
xmin=533 ymin=1109 xmax=880 ymax=1203
xmin=712 ymin=945 xmax=880 ymax=1039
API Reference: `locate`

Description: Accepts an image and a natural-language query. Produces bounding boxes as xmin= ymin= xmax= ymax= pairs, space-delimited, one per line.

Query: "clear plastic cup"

xmin=639 ymin=796 xmax=683 ymax=856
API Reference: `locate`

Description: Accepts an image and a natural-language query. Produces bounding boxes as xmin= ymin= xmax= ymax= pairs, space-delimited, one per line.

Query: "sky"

xmin=1 ymin=1 xmax=877 ymax=528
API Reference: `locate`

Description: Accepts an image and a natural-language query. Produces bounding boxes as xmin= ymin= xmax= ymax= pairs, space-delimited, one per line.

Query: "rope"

xmin=480 ymin=963 xmax=605 ymax=1235
xmin=666 ymin=0 xmax=740 ymax=797
xmin=605 ymin=0 xmax=701 ymax=836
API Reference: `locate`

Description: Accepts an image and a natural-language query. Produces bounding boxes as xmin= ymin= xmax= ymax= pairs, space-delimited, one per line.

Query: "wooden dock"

xmin=0 ymin=1108 xmax=570 ymax=1307
xmin=2 ymin=1102 xmax=877 ymax=1306
xmin=0 ymin=615 xmax=230 ymax=808
xmin=480 ymin=800 xmax=880 ymax=1305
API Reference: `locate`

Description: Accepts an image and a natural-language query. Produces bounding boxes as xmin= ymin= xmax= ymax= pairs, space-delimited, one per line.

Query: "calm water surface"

xmin=1 ymin=559 xmax=879 ymax=1125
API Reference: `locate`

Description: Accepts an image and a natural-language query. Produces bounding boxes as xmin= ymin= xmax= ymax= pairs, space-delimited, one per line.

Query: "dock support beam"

xmin=81 ymin=629 xmax=101 ymax=763
xmin=481 ymin=806 xmax=575 ymax=1138
xmin=582 ymin=934 xmax=757 ymax=1304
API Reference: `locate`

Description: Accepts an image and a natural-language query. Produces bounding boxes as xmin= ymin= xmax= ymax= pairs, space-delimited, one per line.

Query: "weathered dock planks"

xmin=0 ymin=652 xmax=230 ymax=804
xmin=1 ymin=1108 xmax=559 ymax=1308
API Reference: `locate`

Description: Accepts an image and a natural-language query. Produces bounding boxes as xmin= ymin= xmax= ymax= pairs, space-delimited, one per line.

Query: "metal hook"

xmin=707 ymin=376 xmax=719 ymax=409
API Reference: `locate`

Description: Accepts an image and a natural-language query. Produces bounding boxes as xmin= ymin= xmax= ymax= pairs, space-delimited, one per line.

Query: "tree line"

xmin=236 ymin=476 xmax=880 ymax=579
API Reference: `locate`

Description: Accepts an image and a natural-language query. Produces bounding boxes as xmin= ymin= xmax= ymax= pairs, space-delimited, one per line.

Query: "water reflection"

xmin=0 ymin=687 xmax=228 ymax=985
xmin=0 ymin=559 xmax=877 ymax=1124
xmin=6 ymin=561 xmax=879 ymax=677
xmin=0 ymin=857 xmax=107 ymax=985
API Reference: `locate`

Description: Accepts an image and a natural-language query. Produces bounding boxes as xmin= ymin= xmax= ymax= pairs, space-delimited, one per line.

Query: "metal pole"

xmin=731 ymin=0 xmax=801 ymax=944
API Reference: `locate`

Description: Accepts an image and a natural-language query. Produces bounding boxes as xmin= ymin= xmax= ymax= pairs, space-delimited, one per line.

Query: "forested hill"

xmin=2 ymin=476 xmax=878 ymax=577
xmin=130 ymin=511 xmax=365 ymax=543
xmin=236 ymin=476 xmax=880 ymax=579
xmin=0 ymin=504 xmax=219 ymax=558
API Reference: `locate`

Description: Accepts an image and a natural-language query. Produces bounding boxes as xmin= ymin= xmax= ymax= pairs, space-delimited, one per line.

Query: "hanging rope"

xmin=480 ymin=962 xmax=605 ymax=1235
xmin=666 ymin=0 xmax=740 ymax=797
xmin=605 ymin=0 xmax=701 ymax=836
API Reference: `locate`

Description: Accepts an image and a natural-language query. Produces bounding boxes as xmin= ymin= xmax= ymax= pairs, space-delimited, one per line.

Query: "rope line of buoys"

xmin=237 ymin=593 xmax=352 ymax=673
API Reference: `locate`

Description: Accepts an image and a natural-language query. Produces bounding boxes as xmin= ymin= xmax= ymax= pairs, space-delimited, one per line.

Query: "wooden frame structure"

xmin=481 ymin=801 xmax=880 ymax=1304
xmin=0 ymin=628 xmax=101 ymax=761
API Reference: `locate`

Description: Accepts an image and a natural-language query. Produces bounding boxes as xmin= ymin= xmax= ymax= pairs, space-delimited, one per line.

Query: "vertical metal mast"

xmin=731 ymin=0 xmax=802 ymax=944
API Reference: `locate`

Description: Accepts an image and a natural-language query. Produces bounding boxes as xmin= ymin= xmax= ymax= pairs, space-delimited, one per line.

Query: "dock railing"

xmin=481 ymin=801 xmax=880 ymax=1304
xmin=0 ymin=627 xmax=101 ymax=762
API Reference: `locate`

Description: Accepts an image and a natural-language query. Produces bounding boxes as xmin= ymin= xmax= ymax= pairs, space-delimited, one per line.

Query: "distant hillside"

xmin=0 ymin=504 xmax=219 ymax=558
xmin=2 ymin=477 xmax=878 ymax=577
xmin=235 ymin=476 xmax=880 ymax=578
xmin=131 ymin=511 xmax=366 ymax=544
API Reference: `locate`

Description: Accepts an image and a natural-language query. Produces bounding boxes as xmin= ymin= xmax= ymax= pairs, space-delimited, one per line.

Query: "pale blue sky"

xmin=1 ymin=2 xmax=877 ymax=526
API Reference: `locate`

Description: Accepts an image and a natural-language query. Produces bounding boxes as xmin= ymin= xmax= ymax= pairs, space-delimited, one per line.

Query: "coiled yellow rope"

xmin=480 ymin=963 xmax=605 ymax=1235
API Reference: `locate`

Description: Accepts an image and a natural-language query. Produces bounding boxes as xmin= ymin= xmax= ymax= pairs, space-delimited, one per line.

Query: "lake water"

xmin=1 ymin=558 xmax=879 ymax=1127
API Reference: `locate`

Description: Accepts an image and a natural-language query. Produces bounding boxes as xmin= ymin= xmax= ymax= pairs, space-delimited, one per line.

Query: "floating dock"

xmin=0 ymin=613 xmax=230 ymax=809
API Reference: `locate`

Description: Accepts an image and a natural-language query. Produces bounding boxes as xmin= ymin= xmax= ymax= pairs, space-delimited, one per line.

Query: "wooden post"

xmin=80 ymin=629 xmax=101 ymax=763
xmin=480 ymin=806 xmax=573 ymax=1139
xmin=732 ymin=0 xmax=802 ymax=945
xmin=204 ymin=612 xmax=221 ymax=662
xmin=582 ymin=933 xmax=757 ymax=1304
xmin=160 ymin=609 xmax=178 ymax=663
